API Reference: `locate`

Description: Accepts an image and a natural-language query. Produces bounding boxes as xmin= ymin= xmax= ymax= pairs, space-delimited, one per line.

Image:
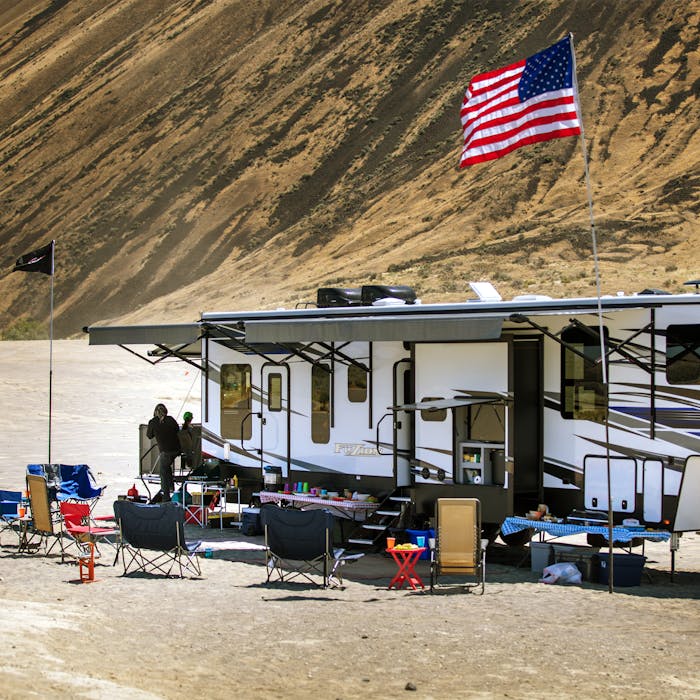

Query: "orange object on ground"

xmin=79 ymin=542 xmax=96 ymax=582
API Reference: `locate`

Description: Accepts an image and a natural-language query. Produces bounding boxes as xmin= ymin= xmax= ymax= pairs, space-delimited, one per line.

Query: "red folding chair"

xmin=59 ymin=501 xmax=119 ymax=564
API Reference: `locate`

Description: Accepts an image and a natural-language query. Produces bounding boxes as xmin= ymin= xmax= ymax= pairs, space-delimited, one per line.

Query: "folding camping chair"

xmin=57 ymin=464 xmax=106 ymax=511
xmin=0 ymin=489 xmax=23 ymax=546
xmin=261 ymin=504 xmax=364 ymax=589
xmin=27 ymin=464 xmax=60 ymax=504
xmin=22 ymin=475 xmax=61 ymax=555
xmin=430 ymin=498 xmax=487 ymax=594
xmin=59 ymin=501 xmax=120 ymax=564
xmin=113 ymin=500 xmax=202 ymax=578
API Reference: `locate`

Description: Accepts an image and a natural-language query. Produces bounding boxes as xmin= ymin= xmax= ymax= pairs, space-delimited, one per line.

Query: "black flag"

xmin=12 ymin=241 xmax=54 ymax=275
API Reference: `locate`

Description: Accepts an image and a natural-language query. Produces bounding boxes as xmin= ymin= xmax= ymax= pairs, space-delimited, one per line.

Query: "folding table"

xmin=387 ymin=546 xmax=426 ymax=590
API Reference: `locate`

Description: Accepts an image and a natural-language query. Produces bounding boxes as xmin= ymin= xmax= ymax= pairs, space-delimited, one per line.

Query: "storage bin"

xmin=553 ymin=547 xmax=600 ymax=582
xmin=406 ymin=528 xmax=431 ymax=560
xmin=598 ymin=552 xmax=646 ymax=587
xmin=241 ymin=507 xmax=263 ymax=536
xmin=530 ymin=542 xmax=553 ymax=573
xmin=185 ymin=506 xmax=207 ymax=526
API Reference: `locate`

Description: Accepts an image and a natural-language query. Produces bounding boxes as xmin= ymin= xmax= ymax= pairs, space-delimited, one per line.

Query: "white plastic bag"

xmin=539 ymin=562 xmax=582 ymax=585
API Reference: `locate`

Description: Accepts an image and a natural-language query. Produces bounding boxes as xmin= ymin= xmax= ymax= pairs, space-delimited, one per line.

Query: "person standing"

xmin=179 ymin=411 xmax=195 ymax=472
xmin=146 ymin=403 xmax=180 ymax=502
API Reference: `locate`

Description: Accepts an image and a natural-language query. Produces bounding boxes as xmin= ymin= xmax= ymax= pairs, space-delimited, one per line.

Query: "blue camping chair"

xmin=28 ymin=464 xmax=106 ymax=511
xmin=27 ymin=464 xmax=60 ymax=503
xmin=57 ymin=464 xmax=105 ymax=506
xmin=0 ymin=489 xmax=23 ymax=546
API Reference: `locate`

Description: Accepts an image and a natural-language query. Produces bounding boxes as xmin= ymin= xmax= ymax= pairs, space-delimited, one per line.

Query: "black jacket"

xmin=147 ymin=415 xmax=181 ymax=453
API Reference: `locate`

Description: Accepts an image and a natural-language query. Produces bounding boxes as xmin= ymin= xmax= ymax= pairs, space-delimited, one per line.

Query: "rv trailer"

xmin=86 ymin=282 xmax=700 ymax=538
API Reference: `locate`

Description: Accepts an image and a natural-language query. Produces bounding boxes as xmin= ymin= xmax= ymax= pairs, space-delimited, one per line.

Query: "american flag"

xmin=459 ymin=36 xmax=581 ymax=168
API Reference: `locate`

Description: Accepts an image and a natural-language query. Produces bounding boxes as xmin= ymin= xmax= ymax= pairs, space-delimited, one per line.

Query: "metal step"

xmin=389 ymin=495 xmax=412 ymax=502
xmin=347 ymin=538 xmax=375 ymax=546
xmin=362 ymin=524 xmax=387 ymax=531
xmin=376 ymin=509 xmax=401 ymax=516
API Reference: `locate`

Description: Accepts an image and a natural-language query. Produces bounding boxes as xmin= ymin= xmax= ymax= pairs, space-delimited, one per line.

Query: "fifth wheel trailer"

xmin=86 ymin=282 xmax=700 ymax=535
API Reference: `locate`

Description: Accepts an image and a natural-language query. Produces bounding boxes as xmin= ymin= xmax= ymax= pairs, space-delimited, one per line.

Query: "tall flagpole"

xmin=570 ymin=34 xmax=614 ymax=593
xmin=48 ymin=241 xmax=55 ymax=464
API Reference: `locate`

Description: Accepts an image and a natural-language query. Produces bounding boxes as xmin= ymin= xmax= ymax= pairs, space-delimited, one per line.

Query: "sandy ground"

xmin=1 ymin=340 xmax=700 ymax=699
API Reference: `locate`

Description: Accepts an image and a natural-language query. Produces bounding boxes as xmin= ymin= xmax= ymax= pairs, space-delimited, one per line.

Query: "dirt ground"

xmin=1 ymin=340 xmax=699 ymax=699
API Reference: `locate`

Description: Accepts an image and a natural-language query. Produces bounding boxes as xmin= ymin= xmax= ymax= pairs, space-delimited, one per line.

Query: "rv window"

xmin=666 ymin=324 xmax=700 ymax=384
xmin=221 ymin=364 xmax=252 ymax=440
xmin=420 ymin=397 xmax=447 ymax=422
xmin=312 ymin=363 xmax=330 ymax=443
xmin=268 ymin=373 xmax=282 ymax=411
xmin=348 ymin=365 xmax=367 ymax=403
xmin=560 ymin=326 xmax=608 ymax=422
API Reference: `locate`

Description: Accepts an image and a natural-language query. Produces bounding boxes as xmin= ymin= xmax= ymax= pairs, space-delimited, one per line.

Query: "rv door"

xmin=261 ymin=365 xmax=290 ymax=478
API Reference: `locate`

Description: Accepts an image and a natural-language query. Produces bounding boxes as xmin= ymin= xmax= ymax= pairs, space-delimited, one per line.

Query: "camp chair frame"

xmin=59 ymin=501 xmax=120 ymax=564
xmin=113 ymin=500 xmax=201 ymax=578
xmin=22 ymin=475 xmax=61 ymax=556
xmin=27 ymin=464 xmax=106 ymax=512
xmin=0 ymin=489 xmax=23 ymax=546
xmin=261 ymin=504 xmax=363 ymax=589
xmin=430 ymin=498 xmax=486 ymax=594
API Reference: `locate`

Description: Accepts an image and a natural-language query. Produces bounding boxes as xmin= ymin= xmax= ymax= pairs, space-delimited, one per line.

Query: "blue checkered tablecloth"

xmin=501 ymin=516 xmax=671 ymax=543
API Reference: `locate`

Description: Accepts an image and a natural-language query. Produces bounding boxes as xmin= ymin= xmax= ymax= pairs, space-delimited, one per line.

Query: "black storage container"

xmin=598 ymin=552 xmax=646 ymax=587
xmin=317 ymin=287 xmax=363 ymax=308
xmin=241 ymin=507 xmax=263 ymax=536
xmin=360 ymin=285 xmax=416 ymax=306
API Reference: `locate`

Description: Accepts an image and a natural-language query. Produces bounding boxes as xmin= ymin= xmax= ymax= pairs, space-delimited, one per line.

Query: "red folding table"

xmin=387 ymin=547 xmax=426 ymax=590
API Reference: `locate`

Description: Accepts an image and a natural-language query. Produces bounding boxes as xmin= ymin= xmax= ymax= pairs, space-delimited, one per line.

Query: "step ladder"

xmin=346 ymin=491 xmax=413 ymax=550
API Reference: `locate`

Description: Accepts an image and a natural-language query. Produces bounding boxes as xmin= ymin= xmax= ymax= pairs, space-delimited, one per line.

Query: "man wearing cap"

xmin=146 ymin=403 xmax=180 ymax=502
xmin=179 ymin=411 xmax=195 ymax=472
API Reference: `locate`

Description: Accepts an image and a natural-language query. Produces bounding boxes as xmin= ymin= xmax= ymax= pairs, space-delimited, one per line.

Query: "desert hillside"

xmin=0 ymin=0 xmax=698 ymax=337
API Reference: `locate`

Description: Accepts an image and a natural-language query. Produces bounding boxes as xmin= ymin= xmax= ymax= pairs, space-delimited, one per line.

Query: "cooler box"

xmin=406 ymin=528 xmax=432 ymax=560
xmin=553 ymin=544 xmax=600 ymax=582
xmin=241 ymin=507 xmax=263 ymax=536
xmin=185 ymin=506 xmax=207 ymax=526
xmin=530 ymin=542 xmax=552 ymax=573
xmin=598 ymin=552 xmax=646 ymax=587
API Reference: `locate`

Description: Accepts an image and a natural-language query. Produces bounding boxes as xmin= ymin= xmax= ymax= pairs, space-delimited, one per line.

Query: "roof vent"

xmin=469 ymin=281 xmax=502 ymax=302
xmin=512 ymin=294 xmax=553 ymax=302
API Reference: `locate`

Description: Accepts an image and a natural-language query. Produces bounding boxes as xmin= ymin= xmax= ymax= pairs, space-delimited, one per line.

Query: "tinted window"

xmin=560 ymin=326 xmax=607 ymax=422
xmin=666 ymin=325 xmax=700 ymax=384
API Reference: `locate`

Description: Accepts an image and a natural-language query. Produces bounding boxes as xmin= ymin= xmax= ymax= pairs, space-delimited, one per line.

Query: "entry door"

xmin=261 ymin=365 xmax=290 ymax=478
xmin=513 ymin=338 xmax=543 ymax=496
xmin=643 ymin=459 xmax=663 ymax=523
xmin=394 ymin=361 xmax=412 ymax=487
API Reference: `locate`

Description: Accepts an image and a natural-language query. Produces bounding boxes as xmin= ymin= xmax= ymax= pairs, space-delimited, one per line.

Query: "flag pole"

xmin=48 ymin=241 xmax=55 ymax=464
xmin=569 ymin=34 xmax=614 ymax=592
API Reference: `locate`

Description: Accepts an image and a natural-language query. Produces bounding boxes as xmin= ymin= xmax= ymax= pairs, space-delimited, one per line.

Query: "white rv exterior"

xmin=87 ymin=284 xmax=700 ymax=533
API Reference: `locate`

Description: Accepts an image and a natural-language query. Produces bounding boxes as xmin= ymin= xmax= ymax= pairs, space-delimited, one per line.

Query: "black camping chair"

xmin=261 ymin=504 xmax=363 ymax=589
xmin=113 ymin=500 xmax=201 ymax=578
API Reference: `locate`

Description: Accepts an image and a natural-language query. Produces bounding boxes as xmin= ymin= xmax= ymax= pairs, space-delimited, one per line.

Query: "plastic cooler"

xmin=406 ymin=528 xmax=433 ymax=560
xmin=241 ymin=507 xmax=263 ymax=536
xmin=598 ymin=552 xmax=646 ymax=587
xmin=530 ymin=542 xmax=553 ymax=573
